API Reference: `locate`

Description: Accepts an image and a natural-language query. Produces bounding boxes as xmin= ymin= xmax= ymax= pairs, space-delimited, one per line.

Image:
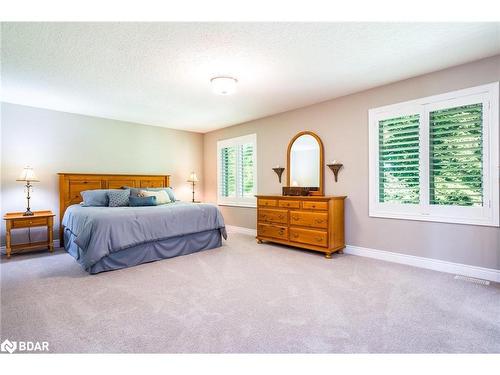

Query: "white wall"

xmin=0 ymin=103 xmax=204 ymax=244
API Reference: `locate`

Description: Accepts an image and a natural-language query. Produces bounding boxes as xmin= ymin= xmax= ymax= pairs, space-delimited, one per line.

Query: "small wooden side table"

xmin=3 ymin=210 xmax=55 ymax=258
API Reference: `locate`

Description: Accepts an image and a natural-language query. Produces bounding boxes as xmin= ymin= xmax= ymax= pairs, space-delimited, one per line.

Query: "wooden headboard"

xmin=58 ymin=173 xmax=170 ymax=243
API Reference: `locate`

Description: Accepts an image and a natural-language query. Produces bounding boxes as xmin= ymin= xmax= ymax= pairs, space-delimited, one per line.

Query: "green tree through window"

xmin=430 ymin=104 xmax=483 ymax=206
xmin=218 ymin=134 xmax=257 ymax=206
xmin=379 ymin=114 xmax=420 ymax=204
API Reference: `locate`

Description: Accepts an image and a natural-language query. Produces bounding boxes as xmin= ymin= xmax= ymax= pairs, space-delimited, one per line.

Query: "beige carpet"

xmin=1 ymin=231 xmax=499 ymax=353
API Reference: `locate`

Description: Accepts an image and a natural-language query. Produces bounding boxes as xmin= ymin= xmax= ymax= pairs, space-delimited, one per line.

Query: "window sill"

xmin=217 ymin=202 xmax=257 ymax=209
xmin=369 ymin=211 xmax=499 ymax=227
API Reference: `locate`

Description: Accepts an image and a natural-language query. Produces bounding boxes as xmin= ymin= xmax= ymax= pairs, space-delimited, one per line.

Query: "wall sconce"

xmin=272 ymin=166 xmax=285 ymax=183
xmin=327 ymin=161 xmax=343 ymax=182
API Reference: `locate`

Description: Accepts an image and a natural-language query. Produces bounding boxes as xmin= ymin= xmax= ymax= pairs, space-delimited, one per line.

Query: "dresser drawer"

xmin=302 ymin=201 xmax=328 ymax=210
xmin=258 ymin=199 xmax=278 ymax=207
xmin=258 ymin=223 xmax=288 ymax=240
xmin=289 ymin=227 xmax=328 ymax=247
xmin=278 ymin=200 xmax=301 ymax=209
xmin=289 ymin=211 xmax=328 ymax=229
xmin=12 ymin=217 xmax=48 ymax=228
xmin=258 ymin=209 xmax=288 ymax=224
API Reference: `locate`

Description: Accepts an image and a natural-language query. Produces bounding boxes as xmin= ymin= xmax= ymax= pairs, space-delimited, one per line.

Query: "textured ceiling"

xmin=2 ymin=22 xmax=499 ymax=133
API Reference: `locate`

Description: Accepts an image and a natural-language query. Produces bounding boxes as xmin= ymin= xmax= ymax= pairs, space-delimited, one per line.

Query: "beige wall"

xmin=204 ymin=55 xmax=500 ymax=270
xmin=1 ymin=103 xmax=204 ymax=244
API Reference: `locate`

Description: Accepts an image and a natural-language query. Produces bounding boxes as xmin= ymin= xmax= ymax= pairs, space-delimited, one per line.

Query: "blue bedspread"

xmin=62 ymin=202 xmax=226 ymax=269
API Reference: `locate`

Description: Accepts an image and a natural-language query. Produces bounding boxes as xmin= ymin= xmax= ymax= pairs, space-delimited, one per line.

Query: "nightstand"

xmin=3 ymin=210 xmax=55 ymax=258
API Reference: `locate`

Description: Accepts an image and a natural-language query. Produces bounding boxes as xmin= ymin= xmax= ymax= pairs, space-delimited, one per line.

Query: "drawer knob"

xmin=315 ymin=219 xmax=324 ymax=223
xmin=311 ymin=205 xmax=316 ymax=208
xmin=293 ymin=233 xmax=299 ymax=238
xmin=292 ymin=216 xmax=299 ymax=220
xmin=315 ymin=237 xmax=323 ymax=242
xmin=278 ymin=215 xmax=284 ymax=219
xmin=279 ymin=230 xmax=284 ymax=235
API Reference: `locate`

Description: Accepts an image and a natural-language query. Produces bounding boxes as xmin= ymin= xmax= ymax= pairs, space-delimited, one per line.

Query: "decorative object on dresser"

xmin=327 ymin=161 xmax=344 ymax=182
xmin=187 ymin=172 xmax=199 ymax=203
xmin=3 ymin=210 xmax=55 ymax=258
xmin=272 ymin=166 xmax=285 ymax=183
xmin=285 ymin=131 xmax=324 ymax=196
xmin=16 ymin=165 xmax=39 ymax=216
xmin=256 ymin=196 xmax=346 ymax=258
xmin=282 ymin=186 xmax=318 ymax=196
xmin=58 ymin=173 xmax=171 ymax=246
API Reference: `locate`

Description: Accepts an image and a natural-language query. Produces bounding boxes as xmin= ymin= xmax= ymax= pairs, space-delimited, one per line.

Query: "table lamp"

xmin=16 ymin=166 xmax=39 ymax=216
xmin=187 ymin=172 xmax=199 ymax=203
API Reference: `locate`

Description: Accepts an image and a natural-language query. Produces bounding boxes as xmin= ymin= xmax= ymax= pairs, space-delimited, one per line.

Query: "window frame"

xmin=369 ymin=82 xmax=499 ymax=227
xmin=217 ymin=133 xmax=257 ymax=208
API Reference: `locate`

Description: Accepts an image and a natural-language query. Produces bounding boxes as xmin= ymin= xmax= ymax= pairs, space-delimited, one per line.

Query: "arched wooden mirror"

xmin=286 ymin=131 xmax=324 ymax=195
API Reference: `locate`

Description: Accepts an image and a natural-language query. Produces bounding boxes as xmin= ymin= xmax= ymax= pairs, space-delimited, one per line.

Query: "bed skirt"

xmin=64 ymin=228 xmax=223 ymax=274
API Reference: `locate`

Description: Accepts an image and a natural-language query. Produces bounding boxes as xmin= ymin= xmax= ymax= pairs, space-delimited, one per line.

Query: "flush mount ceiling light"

xmin=210 ymin=77 xmax=238 ymax=95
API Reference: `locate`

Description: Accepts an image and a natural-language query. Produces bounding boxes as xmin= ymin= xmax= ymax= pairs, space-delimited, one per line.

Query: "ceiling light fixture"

xmin=210 ymin=77 xmax=238 ymax=95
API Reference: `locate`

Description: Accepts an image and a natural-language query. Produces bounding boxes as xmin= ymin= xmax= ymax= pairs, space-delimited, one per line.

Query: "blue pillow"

xmin=108 ymin=189 xmax=130 ymax=207
xmin=122 ymin=186 xmax=141 ymax=197
xmin=81 ymin=189 xmax=109 ymax=207
xmin=129 ymin=196 xmax=157 ymax=207
xmin=121 ymin=186 xmax=176 ymax=202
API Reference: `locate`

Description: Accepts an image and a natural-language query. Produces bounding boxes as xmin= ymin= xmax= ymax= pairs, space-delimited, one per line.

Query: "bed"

xmin=58 ymin=173 xmax=226 ymax=273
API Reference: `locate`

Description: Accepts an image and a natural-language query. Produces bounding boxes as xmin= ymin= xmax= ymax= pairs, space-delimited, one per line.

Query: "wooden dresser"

xmin=255 ymin=195 xmax=346 ymax=258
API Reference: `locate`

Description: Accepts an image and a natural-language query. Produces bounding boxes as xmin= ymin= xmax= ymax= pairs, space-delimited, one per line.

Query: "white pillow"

xmin=139 ymin=190 xmax=170 ymax=205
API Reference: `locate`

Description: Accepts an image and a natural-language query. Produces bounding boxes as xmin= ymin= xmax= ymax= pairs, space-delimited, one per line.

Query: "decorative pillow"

xmin=146 ymin=187 xmax=176 ymax=202
xmin=129 ymin=196 xmax=157 ymax=207
xmin=81 ymin=189 xmax=109 ymax=207
xmin=139 ymin=190 xmax=170 ymax=205
xmin=108 ymin=189 xmax=130 ymax=207
xmin=122 ymin=186 xmax=141 ymax=197
xmin=165 ymin=187 xmax=176 ymax=202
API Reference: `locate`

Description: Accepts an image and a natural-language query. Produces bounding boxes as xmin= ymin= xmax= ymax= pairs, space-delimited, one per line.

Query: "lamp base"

xmin=23 ymin=209 xmax=34 ymax=216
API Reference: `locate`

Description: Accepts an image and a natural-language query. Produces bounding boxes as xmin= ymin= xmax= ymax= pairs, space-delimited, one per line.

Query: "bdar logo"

xmin=1 ymin=339 xmax=17 ymax=354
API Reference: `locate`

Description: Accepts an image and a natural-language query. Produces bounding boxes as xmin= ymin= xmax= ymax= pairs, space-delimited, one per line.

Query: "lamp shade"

xmin=187 ymin=172 xmax=199 ymax=183
xmin=16 ymin=166 xmax=39 ymax=182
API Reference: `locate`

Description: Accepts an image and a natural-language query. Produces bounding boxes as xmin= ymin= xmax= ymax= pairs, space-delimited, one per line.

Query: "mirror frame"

xmin=286 ymin=131 xmax=324 ymax=196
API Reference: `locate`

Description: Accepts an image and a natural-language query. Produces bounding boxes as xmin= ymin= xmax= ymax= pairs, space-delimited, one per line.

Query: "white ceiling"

xmin=2 ymin=22 xmax=499 ymax=133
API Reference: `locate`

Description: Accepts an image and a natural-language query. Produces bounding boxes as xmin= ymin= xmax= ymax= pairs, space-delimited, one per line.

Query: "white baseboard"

xmin=345 ymin=245 xmax=500 ymax=283
xmin=1 ymin=239 xmax=61 ymax=252
xmin=225 ymin=225 xmax=499 ymax=283
xmin=225 ymin=225 xmax=257 ymax=236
